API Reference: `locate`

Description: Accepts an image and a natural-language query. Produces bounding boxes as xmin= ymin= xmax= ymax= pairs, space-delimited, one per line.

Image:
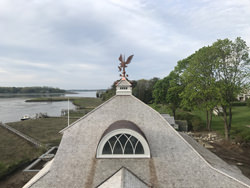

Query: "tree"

xmin=153 ymin=72 xmax=183 ymax=119
xmin=100 ymin=78 xmax=158 ymax=103
xmin=165 ymin=71 xmax=183 ymax=119
xmin=133 ymin=78 xmax=159 ymax=103
xmin=153 ymin=76 xmax=171 ymax=104
xmin=213 ymin=37 xmax=250 ymax=140
xmin=181 ymin=46 xmax=219 ymax=131
xmin=99 ymin=81 xmax=117 ymax=101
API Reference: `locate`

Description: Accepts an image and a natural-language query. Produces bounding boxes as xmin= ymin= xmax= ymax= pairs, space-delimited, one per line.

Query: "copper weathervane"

xmin=118 ymin=54 xmax=134 ymax=78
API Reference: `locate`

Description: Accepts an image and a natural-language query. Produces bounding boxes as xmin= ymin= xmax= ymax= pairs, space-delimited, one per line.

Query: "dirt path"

xmin=208 ymin=141 xmax=250 ymax=179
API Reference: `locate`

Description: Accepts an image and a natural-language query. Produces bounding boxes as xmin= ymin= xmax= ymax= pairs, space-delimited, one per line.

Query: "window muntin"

xmin=96 ymin=129 xmax=150 ymax=158
xmin=102 ymin=133 xmax=144 ymax=155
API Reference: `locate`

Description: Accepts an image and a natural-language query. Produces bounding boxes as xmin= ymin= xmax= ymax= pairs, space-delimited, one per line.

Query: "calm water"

xmin=0 ymin=91 xmax=97 ymax=123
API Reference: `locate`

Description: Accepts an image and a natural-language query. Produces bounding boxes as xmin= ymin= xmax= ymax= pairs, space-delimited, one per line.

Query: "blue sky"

xmin=0 ymin=0 xmax=249 ymax=89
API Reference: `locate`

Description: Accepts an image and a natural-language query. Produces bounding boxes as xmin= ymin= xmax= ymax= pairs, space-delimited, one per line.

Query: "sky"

xmin=0 ymin=0 xmax=249 ymax=89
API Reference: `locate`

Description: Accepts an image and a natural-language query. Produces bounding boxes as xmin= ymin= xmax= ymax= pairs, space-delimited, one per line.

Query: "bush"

xmin=232 ymin=127 xmax=250 ymax=143
xmin=175 ymin=112 xmax=193 ymax=131
xmin=176 ymin=111 xmax=204 ymax=131
xmin=246 ymin=98 xmax=250 ymax=108
xmin=149 ymin=104 xmax=171 ymax=114
xmin=191 ymin=116 xmax=203 ymax=131
xmin=232 ymin=102 xmax=246 ymax=106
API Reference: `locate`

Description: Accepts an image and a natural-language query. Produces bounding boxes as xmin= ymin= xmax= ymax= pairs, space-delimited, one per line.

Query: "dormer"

xmin=116 ymin=77 xmax=132 ymax=95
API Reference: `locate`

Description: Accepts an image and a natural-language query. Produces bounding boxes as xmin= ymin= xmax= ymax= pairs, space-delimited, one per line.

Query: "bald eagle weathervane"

xmin=118 ymin=54 xmax=134 ymax=78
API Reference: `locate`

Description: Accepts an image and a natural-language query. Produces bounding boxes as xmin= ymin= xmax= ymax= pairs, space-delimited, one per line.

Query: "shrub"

xmin=231 ymin=127 xmax=250 ymax=143
xmin=176 ymin=111 xmax=204 ymax=131
xmin=232 ymin=102 xmax=246 ymax=106
xmin=246 ymin=98 xmax=250 ymax=108
xmin=176 ymin=112 xmax=194 ymax=131
xmin=191 ymin=116 xmax=204 ymax=131
xmin=149 ymin=104 xmax=171 ymax=114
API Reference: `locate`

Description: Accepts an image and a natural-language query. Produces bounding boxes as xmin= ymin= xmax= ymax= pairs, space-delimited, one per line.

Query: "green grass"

xmin=150 ymin=103 xmax=250 ymax=142
xmin=71 ymin=97 xmax=103 ymax=109
xmin=26 ymin=97 xmax=68 ymax=102
xmin=0 ymin=126 xmax=44 ymax=179
xmin=7 ymin=117 xmax=76 ymax=146
xmin=192 ymin=106 xmax=250 ymax=142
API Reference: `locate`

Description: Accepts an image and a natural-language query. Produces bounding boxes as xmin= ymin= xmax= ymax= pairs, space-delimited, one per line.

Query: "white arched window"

xmin=96 ymin=128 xmax=150 ymax=158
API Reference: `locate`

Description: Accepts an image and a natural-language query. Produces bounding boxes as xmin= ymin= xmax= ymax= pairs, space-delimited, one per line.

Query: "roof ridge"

xmin=96 ymin=166 xmax=150 ymax=188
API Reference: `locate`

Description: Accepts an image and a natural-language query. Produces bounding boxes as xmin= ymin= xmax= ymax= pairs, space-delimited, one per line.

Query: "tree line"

xmin=100 ymin=37 xmax=250 ymax=140
xmin=154 ymin=37 xmax=249 ymax=140
xmin=0 ymin=86 xmax=66 ymax=94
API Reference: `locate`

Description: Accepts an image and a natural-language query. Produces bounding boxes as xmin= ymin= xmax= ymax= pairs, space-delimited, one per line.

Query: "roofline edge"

xmin=130 ymin=95 xmax=250 ymax=187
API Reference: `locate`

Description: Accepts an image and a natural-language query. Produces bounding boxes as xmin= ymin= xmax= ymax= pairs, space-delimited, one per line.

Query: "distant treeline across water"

xmin=0 ymin=86 xmax=66 ymax=94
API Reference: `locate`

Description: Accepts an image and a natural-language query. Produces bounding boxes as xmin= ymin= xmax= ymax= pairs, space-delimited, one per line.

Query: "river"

xmin=0 ymin=91 xmax=97 ymax=123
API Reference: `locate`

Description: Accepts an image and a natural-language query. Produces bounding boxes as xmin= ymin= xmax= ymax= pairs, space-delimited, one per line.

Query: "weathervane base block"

xmin=116 ymin=89 xmax=132 ymax=95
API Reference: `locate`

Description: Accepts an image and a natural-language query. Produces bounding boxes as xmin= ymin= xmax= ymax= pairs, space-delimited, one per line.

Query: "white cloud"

xmin=0 ymin=0 xmax=249 ymax=89
xmin=0 ymin=68 xmax=7 ymax=73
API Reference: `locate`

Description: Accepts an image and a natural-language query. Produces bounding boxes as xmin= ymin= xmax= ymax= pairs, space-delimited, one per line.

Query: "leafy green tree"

xmin=213 ymin=37 xmax=250 ymax=140
xmin=153 ymin=76 xmax=171 ymax=104
xmin=0 ymin=86 xmax=65 ymax=93
xmin=99 ymin=81 xmax=117 ymax=101
xmin=133 ymin=78 xmax=159 ymax=103
xmin=153 ymin=72 xmax=183 ymax=118
xmin=181 ymin=46 xmax=219 ymax=131
xmin=165 ymin=71 xmax=184 ymax=119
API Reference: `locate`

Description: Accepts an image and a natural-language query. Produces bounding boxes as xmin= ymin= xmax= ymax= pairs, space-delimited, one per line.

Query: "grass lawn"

xmin=192 ymin=106 xmax=250 ymax=142
xmin=0 ymin=126 xmax=44 ymax=179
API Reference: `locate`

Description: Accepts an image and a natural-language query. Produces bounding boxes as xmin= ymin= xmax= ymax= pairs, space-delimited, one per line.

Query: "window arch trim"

xmin=96 ymin=128 xmax=150 ymax=158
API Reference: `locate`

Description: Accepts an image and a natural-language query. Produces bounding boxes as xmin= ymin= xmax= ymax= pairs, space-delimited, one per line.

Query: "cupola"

xmin=116 ymin=77 xmax=132 ymax=95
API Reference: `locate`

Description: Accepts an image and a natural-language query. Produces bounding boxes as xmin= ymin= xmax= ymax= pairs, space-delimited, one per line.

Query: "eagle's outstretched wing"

xmin=126 ymin=55 xmax=134 ymax=64
xmin=119 ymin=54 xmax=123 ymax=62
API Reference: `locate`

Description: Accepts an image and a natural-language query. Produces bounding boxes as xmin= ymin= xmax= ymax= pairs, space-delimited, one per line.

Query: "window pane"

xmin=100 ymin=133 xmax=148 ymax=156
xmin=113 ymin=141 xmax=123 ymax=154
xmin=124 ymin=141 xmax=133 ymax=154
xmin=102 ymin=142 xmax=112 ymax=154
xmin=108 ymin=136 xmax=117 ymax=148
xmin=119 ymin=134 xmax=127 ymax=146
xmin=129 ymin=136 xmax=138 ymax=147
xmin=135 ymin=141 xmax=144 ymax=154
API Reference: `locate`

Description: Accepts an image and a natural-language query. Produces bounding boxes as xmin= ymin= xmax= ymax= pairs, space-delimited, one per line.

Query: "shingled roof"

xmin=97 ymin=167 xmax=149 ymax=188
xmin=24 ymin=78 xmax=250 ymax=188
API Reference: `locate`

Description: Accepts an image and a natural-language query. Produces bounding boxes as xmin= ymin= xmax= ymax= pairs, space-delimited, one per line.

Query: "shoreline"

xmin=25 ymin=96 xmax=97 ymax=103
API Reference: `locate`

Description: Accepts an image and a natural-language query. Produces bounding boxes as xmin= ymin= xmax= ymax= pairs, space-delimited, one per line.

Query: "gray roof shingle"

xmin=25 ymin=95 xmax=250 ymax=188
